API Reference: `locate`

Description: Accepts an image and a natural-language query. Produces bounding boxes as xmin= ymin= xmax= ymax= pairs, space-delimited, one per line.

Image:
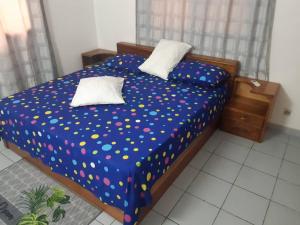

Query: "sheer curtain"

xmin=0 ymin=0 xmax=57 ymax=98
xmin=137 ymin=0 xmax=276 ymax=79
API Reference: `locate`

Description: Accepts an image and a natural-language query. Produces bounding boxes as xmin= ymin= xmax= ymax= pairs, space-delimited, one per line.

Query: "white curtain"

xmin=0 ymin=0 xmax=57 ymax=98
xmin=137 ymin=0 xmax=276 ymax=79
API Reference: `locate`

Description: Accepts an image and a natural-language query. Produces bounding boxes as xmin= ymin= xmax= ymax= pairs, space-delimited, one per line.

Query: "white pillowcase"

xmin=70 ymin=76 xmax=125 ymax=107
xmin=138 ymin=39 xmax=192 ymax=80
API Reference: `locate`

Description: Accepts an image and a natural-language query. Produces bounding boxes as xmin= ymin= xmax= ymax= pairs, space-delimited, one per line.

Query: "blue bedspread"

xmin=0 ymin=64 xmax=229 ymax=225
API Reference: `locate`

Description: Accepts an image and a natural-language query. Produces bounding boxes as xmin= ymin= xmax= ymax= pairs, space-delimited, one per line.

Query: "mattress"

xmin=0 ymin=64 xmax=229 ymax=225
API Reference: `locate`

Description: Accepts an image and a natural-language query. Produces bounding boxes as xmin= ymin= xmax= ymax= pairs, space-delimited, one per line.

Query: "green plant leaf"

xmin=18 ymin=213 xmax=48 ymax=225
xmin=52 ymin=188 xmax=65 ymax=199
xmin=37 ymin=214 xmax=48 ymax=223
xmin=19 ymin=185 xmax=49 ymax=214
xmin=18 ymin=185 xmax=70 ymax=224
xmin=46 ymin=198 xmax=54 ymax=208
xmin=52 ymin=206 xmax=66 ymax=223
xmin=58 ymin=195 xmax=70 ymax=204
xmin=47 ymin=188 xmax=69 ymax=208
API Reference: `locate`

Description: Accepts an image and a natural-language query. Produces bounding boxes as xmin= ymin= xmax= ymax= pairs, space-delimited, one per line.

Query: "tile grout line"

xmin=0 ymin=150 xmax=14 ymax=163
xmin=276 ymin=177 xmax=300 ymax=188
xmin=270 ymin=199 xmax=300 ymax=215
xmin=190 ymin=166 xmax=276 ymax=202
xmin=261 ymin=137 xmax=290 ymax=225
xmin=250 ymin=147 xmax=286 ymax=161
xmin=0 ymin=154 xmax=19 ymax=174
xmin=221 ymin=208 xmax=255 ymax=225
xmin=161 ymin=217 xmax=180 ymax=225
xmin=194 ymin=143 xmax=285 ymax=180
xmin=201 ymin=150 xmax=284 ymax=180
xmin=283 ymin=157 xmax=300 ymax=167
xmin=211 ymin=140 xmax=255 ymax=225
xmin=90 ymin=210 xmax=105 ymax=225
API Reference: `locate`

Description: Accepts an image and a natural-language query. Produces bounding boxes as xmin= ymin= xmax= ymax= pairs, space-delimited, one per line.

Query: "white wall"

xmin=44 ymin=0 xmax=98 ymax=75
xmin=93 ymin=0 xmax=136 ymax=50
xmin=269 ymin=0 xmax=300 ymax=130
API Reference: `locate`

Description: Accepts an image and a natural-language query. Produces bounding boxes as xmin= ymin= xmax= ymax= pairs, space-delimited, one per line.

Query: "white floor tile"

xmin=169 ymin=193 xmax=219 ymax=225
xmin=214 ymin=141 xmax=250 ymax=164
xmin=202 ymin=131 xmax=223 ymax=153
xmin=162 ymin=219 xmax=178 ymax=225
xmin=154 ymin=186 xmax=184 ymax=217
xmin=253 ymin=139 xmax=286 ymax=159
xmin=203 ymin=155 xmax=241 ymax=183
xmin=140 ymin=210 xmax=165 ymax=225
xmin=96 ymin=212 xmax=115 ymax=225
xmin=214 ymin=210 xmax=252 ymax=225
xmin=223 ymin=186 xmax=269 ymax=225
xmin=285 ymin=145 xmax=300 ymax=165
xmin=189 ymin=150 xmax=211 ymax=170
xmin=264 ymin=201 xmax=300 ymax=225
xmin=289 ymin=135 xmax=300 ymax=148
xmin=0 ymin=153 xmax=13 ymax=171
xmin=89 ymin=220 xmax=104 ymax=225
xmin=264 ymin=129 xmax=289 ymax=143
xmin=222 ymin=132 xmax=254 ymax=148
xmin=279 ymin=160 xmax=300 ymax=186
xmin=188 ymin=172 xmax=231 ymax=207
xmin=235 ymin=166 xmax=276 ymax=199
xmin=244 ymin=150 xmax=281 ymax=176
xmin=0 ymin=148 xmax=22 ymax=162
xmin=272 ymin=179 xmax=300 ymax=212
xmin=173 ymin=166 xmax=198 ymax=191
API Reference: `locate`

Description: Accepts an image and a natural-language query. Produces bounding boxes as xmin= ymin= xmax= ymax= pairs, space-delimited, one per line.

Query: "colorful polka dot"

xmin=149 ymin=111 xmax=157 ymax=116
xmin=141 ymin=184 xmax=147 ymax=191
xmin=146 ymin=172 xmax=151 ymax=182
xmin=91 ymin=134 xmax=99 ymax=139
xmin=102 ymin=144 xmax=112 ymax=151
xmin=50 ymin=119 xmax=58 ymax=124
xmin=79 ymin=141 xmax=86 ymax=147
xmin=103 ymin=177 xmax=110 ymax=186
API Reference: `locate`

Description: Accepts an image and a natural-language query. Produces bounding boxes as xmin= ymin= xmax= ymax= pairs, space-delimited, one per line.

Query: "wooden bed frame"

xmin=2 ymin=42 xmax=240 ymax=224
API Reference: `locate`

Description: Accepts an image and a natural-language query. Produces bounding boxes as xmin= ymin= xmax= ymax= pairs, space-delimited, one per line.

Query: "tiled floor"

xmin=1 ymin=129 xmax=300 ymax=225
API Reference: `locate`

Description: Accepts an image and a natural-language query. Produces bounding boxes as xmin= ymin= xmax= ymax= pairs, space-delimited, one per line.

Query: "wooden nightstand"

xmin=81 ymin=48 xmax=117 ymax=67
xmin=220 ymin=77 xmax=280 ymax=142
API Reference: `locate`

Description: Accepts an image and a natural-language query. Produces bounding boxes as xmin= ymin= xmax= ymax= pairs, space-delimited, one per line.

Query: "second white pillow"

xmin=138 ymin=39 xmax=192 ymax=80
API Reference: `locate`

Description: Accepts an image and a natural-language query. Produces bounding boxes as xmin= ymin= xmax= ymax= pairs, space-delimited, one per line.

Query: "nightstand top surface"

xmin=235 ymin=77 xmax=280 ymax=97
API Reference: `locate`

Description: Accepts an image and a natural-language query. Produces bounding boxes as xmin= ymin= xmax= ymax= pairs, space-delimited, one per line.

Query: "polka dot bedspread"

xmin=0 ymin=64 xmax=229 ymax=225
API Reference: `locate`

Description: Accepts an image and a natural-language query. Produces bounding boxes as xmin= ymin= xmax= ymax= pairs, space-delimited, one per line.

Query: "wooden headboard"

xmin=117 ymin=42 xmax=240 ymax=85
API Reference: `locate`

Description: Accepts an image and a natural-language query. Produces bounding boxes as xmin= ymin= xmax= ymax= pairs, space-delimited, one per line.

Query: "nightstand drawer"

xmin=220 ymin=118 xmax=261 ymax=141
xmin=222 ymin=108 xmax=265 ymax=128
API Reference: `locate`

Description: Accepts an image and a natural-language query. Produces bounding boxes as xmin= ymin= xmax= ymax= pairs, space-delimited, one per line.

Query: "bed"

xmin=0 ymin=42 xmax=239 ymax=225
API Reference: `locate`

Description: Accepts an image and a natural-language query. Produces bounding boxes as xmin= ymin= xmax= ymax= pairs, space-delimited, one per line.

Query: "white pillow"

xmin=70 ymin=76 xmax=125 ymax=107
xmin=138 ymin=39 xmax=192 ymax=80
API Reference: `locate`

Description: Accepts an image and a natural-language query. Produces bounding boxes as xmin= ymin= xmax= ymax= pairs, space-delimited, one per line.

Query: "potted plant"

xmin=18 ymin=185 xmax=70 ymax=225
